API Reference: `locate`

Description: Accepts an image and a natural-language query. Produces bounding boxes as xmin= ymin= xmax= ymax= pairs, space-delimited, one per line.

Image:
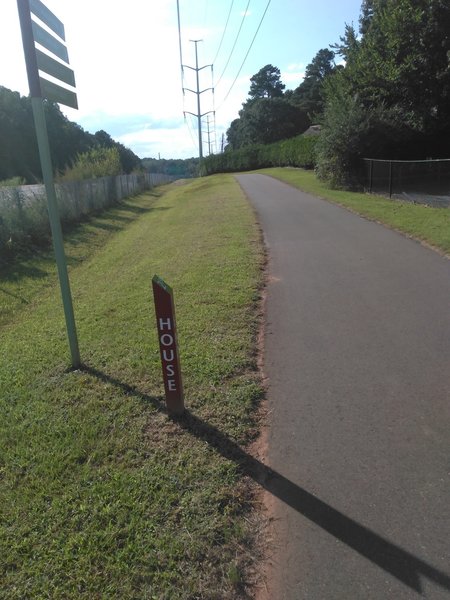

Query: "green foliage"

xmin=248 ymin=64 xmax=285 ymax=99
xmin=0 ymin=87 xmax=140 ymax=183
xmin=316 ymin=73 xmax=415 ymax=188
xmin=0 ymin=176 xmax=26 ymax=187
xmin=317 ymin=0 xmax=450 ymax=187
xmin=0 ymin=187 xmax=49 ymax=255
xmin=59 ymin=147 xmax=122 ymax=181
xmin=94 ymin=130 xmax=141 ymax=174
xmin=290 ymin=48 xmax=338 ymax=118
xmin=226 ymin=65 xmax=310 ymax=150
xmin=0 ymin=87 xmax=40 ymax=181
xmin=228 ymin=98 xmax=310 ymax=149
xmin=141 ymin=156 xmax=200 ymax=178
xmin=203 ymin=134 xmax=318 ymax=175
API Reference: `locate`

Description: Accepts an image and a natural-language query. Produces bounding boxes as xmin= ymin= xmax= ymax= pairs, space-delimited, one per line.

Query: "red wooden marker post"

xmin=152 ymin=275 xmax=184 ymax=416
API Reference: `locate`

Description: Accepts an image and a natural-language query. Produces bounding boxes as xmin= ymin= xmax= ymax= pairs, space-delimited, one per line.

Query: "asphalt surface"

xmin=235 ymin=174 xmax=450 ymax=600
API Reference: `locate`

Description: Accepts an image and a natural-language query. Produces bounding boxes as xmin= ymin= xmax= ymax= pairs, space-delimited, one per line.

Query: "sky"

xmin=1 ymin=0 xmax=363 ymax=160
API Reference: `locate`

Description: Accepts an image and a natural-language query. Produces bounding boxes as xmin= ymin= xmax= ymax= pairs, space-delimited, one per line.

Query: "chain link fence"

xmin=363 ymin=158 xmax=450 ymax=207
xmin=0 ymin=172 xmax=173 ymax=249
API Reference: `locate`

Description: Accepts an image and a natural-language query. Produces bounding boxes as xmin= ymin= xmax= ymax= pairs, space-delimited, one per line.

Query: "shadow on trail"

xmin=81 ymin=364 xmax=450 ymax=595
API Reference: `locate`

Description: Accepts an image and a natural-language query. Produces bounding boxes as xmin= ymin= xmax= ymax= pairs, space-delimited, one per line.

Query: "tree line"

xmin=225 ymin=49 xmax=337 ymax=150
xmin=0 ymin=85 xmax=203 ymax=184
xmin=220 ymin=0 xmax=450 ymax=188
xmin=141 ymin=157 xmax=199 ymax=179
xmin=0 ymin=86 xmax=141 ymax=184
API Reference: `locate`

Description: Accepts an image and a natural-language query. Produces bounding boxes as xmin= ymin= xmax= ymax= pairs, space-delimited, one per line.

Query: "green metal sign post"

xmin=17 ymin=0 xmax=80 ymax=368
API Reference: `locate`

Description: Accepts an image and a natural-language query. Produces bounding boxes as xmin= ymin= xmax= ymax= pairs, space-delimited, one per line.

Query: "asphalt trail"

xmin=236 ymin=173 xmax=450 ymax=600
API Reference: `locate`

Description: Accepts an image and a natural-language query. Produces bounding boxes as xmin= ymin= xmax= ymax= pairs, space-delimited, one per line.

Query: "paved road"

xmin=235 ymin=174 xmax=450 ymax=600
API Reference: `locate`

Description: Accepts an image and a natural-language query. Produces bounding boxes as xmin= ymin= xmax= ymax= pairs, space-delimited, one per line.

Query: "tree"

xmin=0 ymin=87 xmax=38 ymax=181
xmin=141 ymin=157 xmax=200 ymax=178
xmin=0 ymin=86 xmax=140 ymax=183
xmin=94 ymin=130 xmax=141 ymax=173
xmin=331 ymin=23 xmax=360 ymax=63
xmin=226 ymin=65 xmax=309 ymax=149
xmin=59 ymin=147 xmax=122 ymax=180
xmin=317 ymin=0 xmax=450 ymax=187
xmin=291 ymin=48 xmax=337 ymax=118
xmin=226 ymin=98 xmax=310 ymax=149
xmin=226 ymin=118 xmax=244 ymax=150
xmin=248 ymin=64 xmax=285 ymax=99
xmin=45 ymin=101 xmax=94 ymax=173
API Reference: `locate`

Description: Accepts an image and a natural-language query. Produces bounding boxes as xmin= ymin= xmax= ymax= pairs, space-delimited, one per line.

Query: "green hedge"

xmin=203 ymin=134 xmax=318 ymax=175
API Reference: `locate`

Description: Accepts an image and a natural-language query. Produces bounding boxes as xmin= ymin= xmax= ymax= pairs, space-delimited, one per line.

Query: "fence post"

xmin=369 ymin=160 xmax=373 ymax=193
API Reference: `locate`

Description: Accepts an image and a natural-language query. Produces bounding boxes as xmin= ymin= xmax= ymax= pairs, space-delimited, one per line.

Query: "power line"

xmin=215 ymin=0 xmax=251 ymax=88
xmin=217 ymin=0 xmax=272 ymax=108
xmin=176 ymin=0 xmax=184 ymax=89
xmin=213 ymin=110 xmax=218 ymax=154
xmin=212 ymin=0 xmax=235 ymax=65
xmin=177 ymin=3 xmax=215 ymax=158
xmin=184 ymin=113 xmax=199 ymax=154
xmin=183 ymin=40 xmax=214 ymax=159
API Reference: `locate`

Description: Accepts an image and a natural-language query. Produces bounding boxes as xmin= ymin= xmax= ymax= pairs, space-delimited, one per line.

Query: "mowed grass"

xmin=0 ymin=175 xmax=264 ymax=599
xmin=261 ymin=167 xmax=450 ymax=256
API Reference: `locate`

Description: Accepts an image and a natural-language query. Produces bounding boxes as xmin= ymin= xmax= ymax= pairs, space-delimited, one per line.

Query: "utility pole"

xmin=183 ymin=40 xmax=214 ymax=161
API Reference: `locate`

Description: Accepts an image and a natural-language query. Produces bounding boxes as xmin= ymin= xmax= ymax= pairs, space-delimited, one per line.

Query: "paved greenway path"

xmin=235 ymin=174 xmax=450 ymax=600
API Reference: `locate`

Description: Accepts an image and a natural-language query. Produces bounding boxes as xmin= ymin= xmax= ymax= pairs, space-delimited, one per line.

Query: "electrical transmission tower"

xmin=183 ymin=40 xmax=214 ymax=160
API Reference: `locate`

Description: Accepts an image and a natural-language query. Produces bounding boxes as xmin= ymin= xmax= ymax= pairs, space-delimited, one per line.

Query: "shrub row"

xmin=202 ymin=134 xmax=318 ymax=175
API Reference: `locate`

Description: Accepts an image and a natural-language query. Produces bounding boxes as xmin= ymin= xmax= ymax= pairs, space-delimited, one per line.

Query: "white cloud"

xmin=282 ymin=70 xmax=305 ymax=88
xmin=1 ymin=0 xmax=359 ymax=161
xmin=117 ymin=124 xmax=198 ymax=159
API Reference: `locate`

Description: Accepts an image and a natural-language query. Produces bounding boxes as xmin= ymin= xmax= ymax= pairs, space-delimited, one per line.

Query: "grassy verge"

xmin=261 ymin=167 xmax=450 ymax=256
xmin=0 ymin=175 xmax=264 ymax=599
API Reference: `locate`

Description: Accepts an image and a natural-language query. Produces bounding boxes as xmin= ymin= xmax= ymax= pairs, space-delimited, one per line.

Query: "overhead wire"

xmin=184 ymin=113 xmax=199 ymax=154
xmin=176 ymin=0 xmax=184 ymax=89
xmin=213 ymin=111 xmax=218 ymax=154
xmin=177 ymin=0 xmax=199 ymax=155
xmin=217 ymin=0 xmax=272 ymax=108
xmin=179 ymin=0 xmax=262 ymax=154
xmin=214 ymin=0 xmax=251 ymax=88
xmin=212 ymin=0 xmax=235 ymax=65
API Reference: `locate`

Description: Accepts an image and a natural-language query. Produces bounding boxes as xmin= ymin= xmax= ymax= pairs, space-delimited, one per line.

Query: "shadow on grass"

xmin=80 ymin=365 xmax=450 ymax=596
xmin=0 ymin=254 xmax=52 ymax=282
xmin=81 ymin=365 xmax=166 ymax=413
xmin=62 ymin=204 xmax=172 ymax=243
xmin=0 ymin=286 xmax=30 ymax=304
xmin=0 ymin=201 xmax=172 ymax=281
